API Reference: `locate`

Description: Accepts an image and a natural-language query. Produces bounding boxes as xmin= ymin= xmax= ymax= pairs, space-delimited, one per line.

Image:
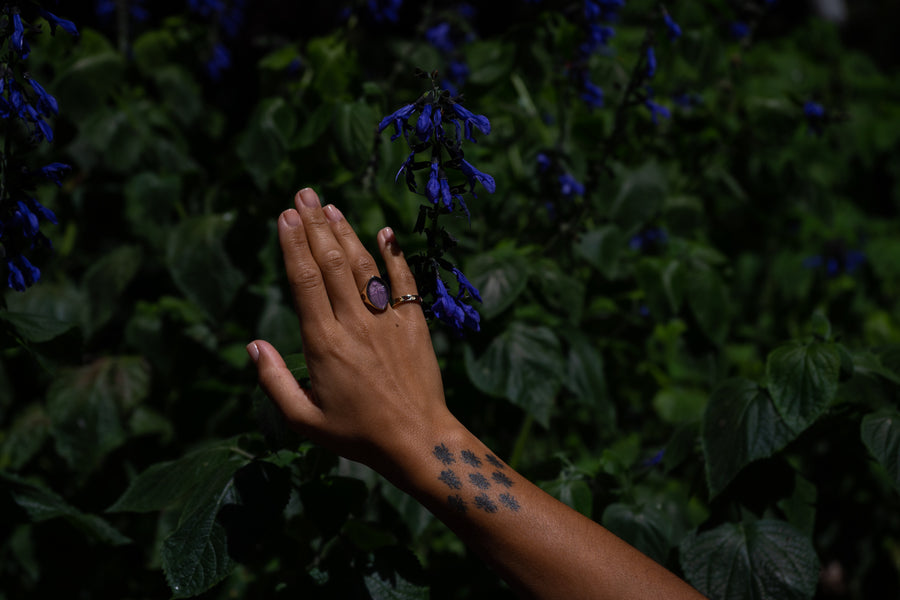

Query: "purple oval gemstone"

xmin=366 ymin=277 xmax=390 ymax=310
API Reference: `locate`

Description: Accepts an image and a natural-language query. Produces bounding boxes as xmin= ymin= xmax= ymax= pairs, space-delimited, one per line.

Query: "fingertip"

xmin=246 ymin=341 xmax=260 ymax=363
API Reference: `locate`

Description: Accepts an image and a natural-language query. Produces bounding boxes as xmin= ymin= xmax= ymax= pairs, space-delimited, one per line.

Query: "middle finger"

xmin=294 ymin=188 xmax=367 ymax=318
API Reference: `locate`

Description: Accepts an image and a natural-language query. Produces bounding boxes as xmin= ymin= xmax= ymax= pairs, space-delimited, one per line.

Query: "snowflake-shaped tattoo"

xmin=433 ymin=443 xmax=456 ymax=465
xmin=438 ymin=469 xmax=462 ymax=490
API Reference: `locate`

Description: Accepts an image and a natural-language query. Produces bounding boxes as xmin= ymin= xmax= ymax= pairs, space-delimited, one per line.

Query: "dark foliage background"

xmin=1 ymin=1 xmax=899 ymax=599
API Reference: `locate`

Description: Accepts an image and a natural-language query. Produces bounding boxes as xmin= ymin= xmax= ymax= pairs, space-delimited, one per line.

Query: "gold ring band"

xmin=391 ymin=294 xmax=422 ymax=308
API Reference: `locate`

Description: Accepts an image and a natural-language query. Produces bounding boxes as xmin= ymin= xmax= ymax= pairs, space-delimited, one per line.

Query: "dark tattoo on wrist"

xmin=439 ymin=469 xmax=463 ymax=490
xmin=461 ymin=449 xmax=482 ymax=467
xmin=434 ymin=442 xmax=520 ymax=515
xmin=499 ymin=493 xmax=520 ymax=512
xmin=485 ymin=453 xmax=504 ymax=469
xmin=474 ymin=493 xmax=499 ymax=513
xmin=491 ymin=471 xmax=513 ymax=488
xmin=469 ymin=472 xmax=491 ymax=490
xmin=433 ymin=443 xmax=456 ymax=465
xmin=448 ymin=494 xmax=468 ymax=513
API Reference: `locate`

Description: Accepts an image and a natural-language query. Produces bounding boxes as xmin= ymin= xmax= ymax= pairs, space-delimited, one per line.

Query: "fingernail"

xmin=379 ymin=227 xmax=397 ymax=250
xmin=323 ymin=204 xmax=344 ymax=223
xmin=246 ymin=342 xmax=260 ymax=363
xmin=298 ymin=187 xmax=319 ymax=208
xmin=282 ymin=209 xmax=300 ymax=227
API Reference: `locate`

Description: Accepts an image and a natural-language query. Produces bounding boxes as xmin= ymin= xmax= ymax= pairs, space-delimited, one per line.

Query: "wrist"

xmin=373 ymin=410 xmax=471 ymax=494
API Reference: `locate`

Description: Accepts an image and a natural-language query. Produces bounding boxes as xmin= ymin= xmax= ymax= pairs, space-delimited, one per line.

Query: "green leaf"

xmin=166 ymin=214 xmax=246 ymax=318
xmin=680 ymin=519 xmax=819 ymax=600
xmin=364 ymin=571 xmax=430 ymax=600
xmin=0 ymin=309 xmax=73 ymax=343
xmin=466 ymin=247 xmax=530 ymax=320
xmin=53 ymin=35 xmax=124 ymax=120
xmin=540 ymin=472 xmax=593 ymax=517
xmin=465 ymin=40 xmax=515 ymax=85
xmin=124 ymin=172 xmax=182 ymax=247
xmin=702 ymin=378 xmax=797 ymax=497
xmin=602 ymin=503 xmax=670 ymax=564
xmin=237 ymin=97 xmax=297 ymax=189
xmin=562 ymin=330 xmax=613 ymax=418
xmin=295 ymin=101 xmax=335 ymax=148
xmin=333 ymin=100 xmax=377 ymax=170
xmin=766 ymin=341 xmax=841 ymax=433
xmin=464 ymin=323 xmax=564 ymax=427
xmin=81 ymin=245 xmax=143 ymax=339
xmin=1 ymin=472 xmax=130 ymax=545
xmin=1 ymin=404 xmax=51 ymax=470
xmin=861 ymin=411 xmax=900 ymax=493
xmin=685 ymin=267 xmax=730 ymax=345
xmin=132 ymin=29 xmax=177 ymax=75
xmin=108 ymin=444 xmax=246 ymax=514
xmin=47 ymin=357 xmax=151 ymax=474
xmin=154 ymin=65 xmax=203 ymax=126
xmin=608 ymin=162 xmax=666 ymax=230
xmin=574 ymin=225 xmax=624 ymax=278
xmin=162 ymin=480 xmax=237 ymax=599
xmin=307 ymin=34 xmax=357 ymax=96
xmin=653 ymin=387 xmax=707 ymax=424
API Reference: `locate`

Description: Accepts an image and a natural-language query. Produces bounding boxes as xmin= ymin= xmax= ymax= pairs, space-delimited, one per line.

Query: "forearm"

xmin=383 ymin=418 xmax=706 ymax=600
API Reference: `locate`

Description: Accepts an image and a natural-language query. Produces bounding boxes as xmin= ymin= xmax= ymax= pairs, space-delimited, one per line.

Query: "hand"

xmin=247 ymin=188 xmax=455 ymax=473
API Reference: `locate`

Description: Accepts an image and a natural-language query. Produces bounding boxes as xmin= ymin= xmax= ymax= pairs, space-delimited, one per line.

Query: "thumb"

xmin=247 ymin=340 xmax=323 ymax=431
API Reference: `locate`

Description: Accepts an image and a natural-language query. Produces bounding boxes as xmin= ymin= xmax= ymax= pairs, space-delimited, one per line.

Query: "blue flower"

xmin=730 ymin=21 xmax=750 ymax=39
xmin=804 ymin=101 xmax=825 ymax=118
xmin=584 ymin=0 xmax=624 ymax=21
xmin=558 ymin=174 xmax=585 ymax=198
xmin=41 ymin=10 xmax=80 ymax=36
xmin=452 ymin=267 xmax=482 ymax=303
xmin=368 ymin=0 xmax=403 ymax=23
xmin=629 ymin=227 xmax=667 ymax=250
xmin=26 ymin=78 xmax=59 ymax=116
xmin=426 ymin=22 xmax=455 ymax=53
xmin=432 ymin=276 xmax=480 ymax=335
xmin=11 ymin=13 xmax=29 ymax=58
xmin=581 ymin=23 xmax=615 ymax=53
xmin=36 ymin=163 xmax=72 ymax=187
xmin=432 ymin=276 xmax=466 ymax=330
xmin=438 ymin=175 xmax=453 ymax=209
xmin=581 ymin=78 xmax=604 ymax=108
xmin=642 ymin=449 xmax=665 ymax=467
xmin=644 ymin=88 xmax=671 ymax=124
xmin=7 ymin=255 xmax=40 ymax=292
xmin=663 ymin=13 xmax=682 ymax=40
xmin=206 ymin=43 xmax=232 ymax=80
xmin=447 ymin=60 xmax=470 ymax=85
xmin=803 ymin=248 xmax=865 ymax=277
xmin=395 ymin=152 xmax=416 ymax=182
xmin=451 ymin=103 xmax=491 ymax=142
xmin=459 ymin=159 xmax=496 ymax=195
xmin=426 ymin=161 xmax=441 ymax=205
xmin=416 ymin=103 xmax=434 ymax=141
xmin=536 ymin=152 xmax=551 ymax=173
xmin=96 ymin=0 xmax=148 ymax=22
xmin=378 ymin=103 xmax=417 ymax=141
xmin=646 ymin=46 xmax=657 ymax=78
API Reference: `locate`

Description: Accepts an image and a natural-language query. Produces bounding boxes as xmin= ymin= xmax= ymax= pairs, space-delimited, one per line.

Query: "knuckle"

xmin=291 ymin=264 xmax=322 ymax=289
xmin=352 ymin=254 xmax=377 ymax=275
xmin=320 ymin=248 xmax=347 ymax=272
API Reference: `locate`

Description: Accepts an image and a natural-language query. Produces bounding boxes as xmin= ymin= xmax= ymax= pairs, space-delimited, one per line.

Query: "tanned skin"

xmin=247 ymin=187 xmax=707 ymax=600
